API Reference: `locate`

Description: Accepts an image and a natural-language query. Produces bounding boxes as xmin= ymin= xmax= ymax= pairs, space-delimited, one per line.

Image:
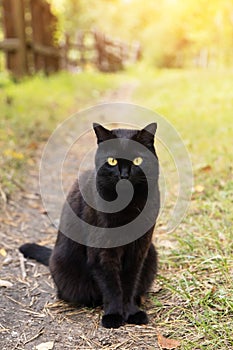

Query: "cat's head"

xmin=93 ymin=123 xmax=158 ymax=191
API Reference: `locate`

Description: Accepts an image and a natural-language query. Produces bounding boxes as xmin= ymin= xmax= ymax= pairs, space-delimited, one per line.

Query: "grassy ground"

xmin=129 ymin=66 xmax=233 ymax=349
xmin=0 ymin=70 xmax=123 ymax=197
xmin=0 ymin=66 xmax=232 ymax=349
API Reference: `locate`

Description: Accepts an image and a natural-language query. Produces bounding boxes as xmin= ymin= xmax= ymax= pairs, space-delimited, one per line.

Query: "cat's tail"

xmin=19 ymin=243 xmax=52 ymax=266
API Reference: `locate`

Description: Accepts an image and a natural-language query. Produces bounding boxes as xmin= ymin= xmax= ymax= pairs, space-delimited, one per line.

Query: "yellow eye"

xmin=107 ymin=157 xmax=118 ymax=166
xmin=133 ymin=157 xmax=143 ymax=166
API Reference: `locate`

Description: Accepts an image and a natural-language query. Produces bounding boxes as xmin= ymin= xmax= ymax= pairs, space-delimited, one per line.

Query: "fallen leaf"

xmin=27 ymin=141 xmax=39 ymax=150
xmin=218 ymin=232 xmax=226 ymax=241
xmin=194 ymin=185 xmax=205 ymax=193
xmin=0 ymin=219 xmax=18 ymax=227
xmin=0 ymin=248 xmax=7 ymax=257
xmin=35 ymin=341 xmax=54 ymax=350
xmin=157 ymin=333 xmax=180 ymax=349
xmin=159 ymin=240 xmax=177 ymax=249
xmin=211 ymin=286 xmax=217 ymax=294
xmin=200 ymin=164 xmax=212 ymax=172
xmin=27 ymin=158 xmax=36 ymax=166
xmin=0 ymin=279 xmax=13 ymax=288
xmin=0 ymin=184 xmax=7 ymax=203
xmin=22 ymin=193 xmax=40 ymax=200
xmin=3 ymin=255 xmax=13 ymax=265
xmin=40 ymin=208 xmax=48 ymax=215
xmin=28 ymin=201 xmax=41 ymax=210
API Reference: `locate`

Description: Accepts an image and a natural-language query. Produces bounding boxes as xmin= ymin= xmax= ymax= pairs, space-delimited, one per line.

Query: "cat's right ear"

xmin=137 ymin=122 xmax=157 ymax=148
xmin=93 ymin=123 xmax=113 ymax=144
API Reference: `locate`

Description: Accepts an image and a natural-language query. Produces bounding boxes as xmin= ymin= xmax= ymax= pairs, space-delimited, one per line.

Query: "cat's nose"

xmin=120 ymin=169 xmax=129 ymax=179
xmin=119 ymin=163 xmax=131 ymax=180
xmin=121 ymin=174 xmax=129 ymax=179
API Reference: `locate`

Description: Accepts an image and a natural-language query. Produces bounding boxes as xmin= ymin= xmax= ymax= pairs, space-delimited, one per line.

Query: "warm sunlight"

xmin=1 ymin=0 xmax=233 ymax=348
xmin=48 ymin=0 xmax=233 ymax=67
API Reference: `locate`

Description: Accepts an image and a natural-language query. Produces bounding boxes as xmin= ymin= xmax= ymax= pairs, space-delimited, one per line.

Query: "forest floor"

xmin=0 ymin=66 xmax=233 ymax=350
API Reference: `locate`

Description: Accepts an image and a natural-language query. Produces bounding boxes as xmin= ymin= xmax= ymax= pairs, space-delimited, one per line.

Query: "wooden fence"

xmin=0 ymin=0 xmax=141 ymax=77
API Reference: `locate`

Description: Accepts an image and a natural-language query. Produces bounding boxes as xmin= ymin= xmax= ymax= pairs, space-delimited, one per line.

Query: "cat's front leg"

xmin=122 ymin=274 xmax=149 ymax=325
xmin=90 ymin=249 xmax=124 ymax=328
xmin=121 ymin=247 xmax=150 ymax=325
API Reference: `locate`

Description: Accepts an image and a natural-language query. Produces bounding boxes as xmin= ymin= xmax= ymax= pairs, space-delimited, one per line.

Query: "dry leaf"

xmin=194 ymin=185 xmax=205 ymax=193
xmin=22 ymin=193 xmax=40 ymax=200
xmin=35 ymin=341 xmax=54 ymax=350
xmin=0 ymin=219 xmax=18 ymax=227
xmin=27 ymin=141 xmax=39 ymax=150
xmin=218 ymin=232 xmax=226 ymax=241
xmin=27 ymin=158 xmax=36 ymax=166
xmin=40 ymin=208 xmax=48 ymax=215
xmin=0 ymin=248 xmax=7 ymax=257
xmin=0 ymin=184 xmax=7 ymax=203
xmin=157 ymin=333 xmax=180 ymax=349
xmin=211 ymin=286 xmax=217 ymax=294
xmin=0 ymin=279 xmax=13 ymax=288
xmin=160 ymin=240 xmax=177 ymax=249
xmin=28 ymin=201 xmax=41 ymax=209
xmin=200 ymin=164 xmax=212 ymax=172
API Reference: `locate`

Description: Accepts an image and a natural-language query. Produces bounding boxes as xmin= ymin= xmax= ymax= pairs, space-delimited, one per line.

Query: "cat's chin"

xmin=127 ymin=310 xmax=149 ymax=325
xmin=102 ymin=313 xmax=124 ymax=328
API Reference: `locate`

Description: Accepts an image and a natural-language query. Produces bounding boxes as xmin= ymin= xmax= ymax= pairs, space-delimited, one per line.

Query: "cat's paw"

xmin=102 ymin=313 xmax=124 ymax=328
xmin=135 ymin=295 xmax=142 ymax=306
xmin=127 ymin=310 xmax=149 ymax=325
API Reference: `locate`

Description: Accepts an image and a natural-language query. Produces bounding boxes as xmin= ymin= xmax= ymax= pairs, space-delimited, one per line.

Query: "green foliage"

xmin=131 ymin=64 xmax=233 ymax=173
xmin=49 ymin=0 xmax=233 ymax=68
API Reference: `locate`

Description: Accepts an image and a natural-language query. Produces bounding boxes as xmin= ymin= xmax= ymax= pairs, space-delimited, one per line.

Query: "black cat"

xmin=20 ymin=122 xmax=160 ymax=328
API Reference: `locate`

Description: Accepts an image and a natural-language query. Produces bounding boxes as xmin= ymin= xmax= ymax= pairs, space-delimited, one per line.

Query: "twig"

xmin=80 ymin=334 xmax=94 ymax=348
xmin=18 ymin=250 xmax=27 ymax=280
xmin=0 ymin=183 xmax=7 ymax=205
xmin=5 ymin=295 xmax=26 ymax=307
xmin=112 ymin=339 xmax=132 ymax=349
xmin=20 ymin=309 xmax=46 ymax=317
xmin=24 ymin=327 xmax=44 ymax=345
xmin=12 ymin=178 xmax=25 ymax=192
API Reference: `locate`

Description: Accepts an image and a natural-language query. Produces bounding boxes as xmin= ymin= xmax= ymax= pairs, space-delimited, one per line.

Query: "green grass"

xmin=129 ymin=65 xmax=233 ymax=349
xmin=0 ymin=70 xmax=123 ymax=197
xmin=130 ymin=65 xmax=233 ymax=170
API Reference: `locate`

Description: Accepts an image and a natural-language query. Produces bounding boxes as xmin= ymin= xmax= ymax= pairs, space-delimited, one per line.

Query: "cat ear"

xmin=93 ymin=123 xmax=113 ymax=144
xmin=137 ymin=123 xmax=157 ymax=147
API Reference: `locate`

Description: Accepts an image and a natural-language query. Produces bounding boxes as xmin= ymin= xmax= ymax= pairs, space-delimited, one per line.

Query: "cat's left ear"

xmin=93 ymin=123 xmax=113 ymax=144
xmin=137 ymin=122 xmax=157 ymax=147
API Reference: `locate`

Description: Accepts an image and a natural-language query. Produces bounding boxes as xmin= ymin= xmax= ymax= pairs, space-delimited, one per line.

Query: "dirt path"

xmin=0 ymin=83 xmax=160 ymax=350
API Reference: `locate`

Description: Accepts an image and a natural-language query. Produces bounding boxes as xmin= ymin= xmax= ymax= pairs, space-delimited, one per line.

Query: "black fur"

xmin=19 ymin=243 xmax=51 ymax=266
xmin=19 ymin=122 xmax=160 ymax=328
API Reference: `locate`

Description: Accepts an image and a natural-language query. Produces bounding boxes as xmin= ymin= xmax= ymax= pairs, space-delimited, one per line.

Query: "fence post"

xmin=94 ymin=30 xmax=107 ymax=71
xmin=43 ymin=1 xmax=59 ymax=73
xmin=61 ymin=34 xmax=70 ymax=70
xmin=2 ymin=0 xmax=28 ymax=77
xmin=30 ymin=0 xmax=45 ymax=72
xmin=30 ymin=0 xmax=59 ymax=74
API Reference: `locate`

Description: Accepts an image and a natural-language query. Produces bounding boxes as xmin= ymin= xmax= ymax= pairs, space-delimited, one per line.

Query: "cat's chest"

xmin=105 ymin=200 xmax=144 ymax=227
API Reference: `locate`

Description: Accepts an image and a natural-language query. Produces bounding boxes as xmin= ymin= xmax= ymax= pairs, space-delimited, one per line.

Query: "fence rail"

xmin=0 ymin=0 xmax=141 ymax=77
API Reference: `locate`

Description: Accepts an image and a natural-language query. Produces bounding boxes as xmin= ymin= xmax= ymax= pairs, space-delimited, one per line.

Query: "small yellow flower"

xmin=3 ymin=149 xmax=24 ymax=160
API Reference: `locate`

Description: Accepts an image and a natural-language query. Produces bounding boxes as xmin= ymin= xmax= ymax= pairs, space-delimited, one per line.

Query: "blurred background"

xmin=1 ymin=0 xmax=233 ymax=76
